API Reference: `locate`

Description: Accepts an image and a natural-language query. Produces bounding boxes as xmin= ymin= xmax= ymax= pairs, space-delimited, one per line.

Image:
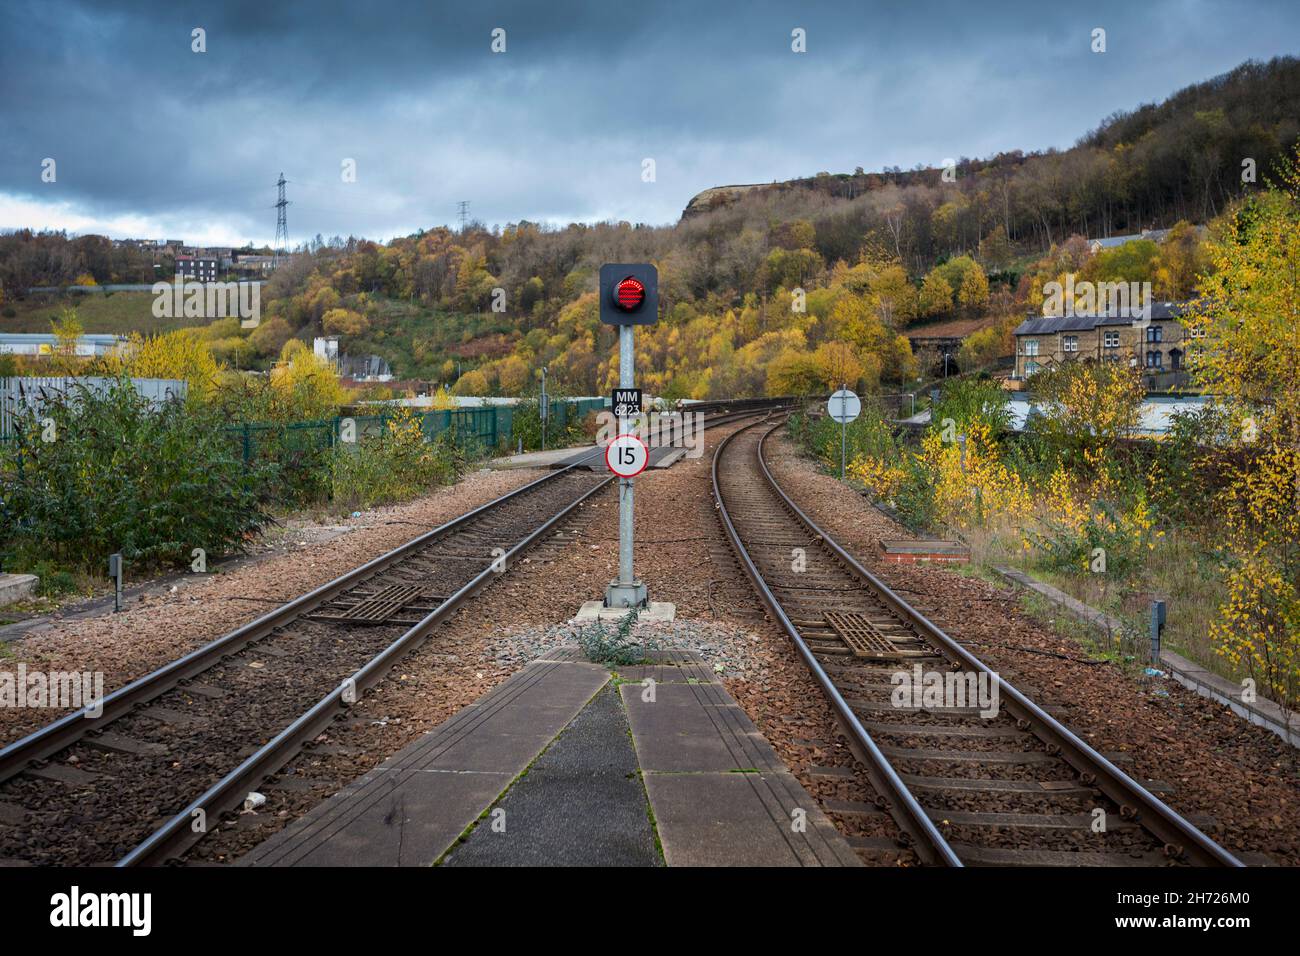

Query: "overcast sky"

xmin=1 ymin=0 xmax=1296 ymax=247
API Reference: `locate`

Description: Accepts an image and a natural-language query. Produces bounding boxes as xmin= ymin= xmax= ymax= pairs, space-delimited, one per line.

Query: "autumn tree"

xmin=978 ymin=224 xmax=1013 ymax=271
xmin=321 ymin=308 xmax=370 ymax=336
xmin=1153 ymin=220 xmax=1211 ymax=300
xmin=269 ymin=339 xmax=345 ymax=419
xmin=452 ymin=368 xmax=491 ymax=396
xmin=121 ymin=329 xmax=223 ymax=402
xmin=958 ymin=265 xmax=990 ymax=313
xmin=1187 ymin=148 xmax=1300 ymax=708
xmin=919 ymin=270 xmax=953 ymax=317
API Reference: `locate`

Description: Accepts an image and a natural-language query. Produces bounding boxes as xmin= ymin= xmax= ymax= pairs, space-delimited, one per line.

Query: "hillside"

xmin=2 ymin=56 xmax=1297 ymax=399
xmin=681 ymin=56 xmax=1300 ymax=248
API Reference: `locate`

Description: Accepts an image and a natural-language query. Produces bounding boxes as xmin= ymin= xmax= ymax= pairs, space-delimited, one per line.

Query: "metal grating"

xmin=823 ymin=610 xmax=901 ymax=658
xmin=313 ymin=584 xmax=427 ymax=625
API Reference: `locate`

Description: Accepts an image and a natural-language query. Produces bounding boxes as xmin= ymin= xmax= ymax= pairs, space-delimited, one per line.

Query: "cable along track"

xmin=712 ymin=417 xmax=1242 ymax=868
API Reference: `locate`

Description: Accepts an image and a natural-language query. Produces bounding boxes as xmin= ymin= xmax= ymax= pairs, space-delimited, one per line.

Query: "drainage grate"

xmin=823 ymin=610 xmax=902 ymax=658
xmin=313 ymin=584 xmax=427 ymax=625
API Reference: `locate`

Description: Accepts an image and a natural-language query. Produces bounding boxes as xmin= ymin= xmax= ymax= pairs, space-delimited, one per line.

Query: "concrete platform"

xmin=0 ymin=574 xmax=37 ymax=608
xmin=488 ymin=445 xmax=597 ymax=470
xmin=571 ymin=600 xmax=676 ymax=623
xmin=242 ymin=647 xmax=860 ymax=867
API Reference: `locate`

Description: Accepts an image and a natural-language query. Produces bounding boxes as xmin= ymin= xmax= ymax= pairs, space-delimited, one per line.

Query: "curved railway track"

xmin=0 ymin=403 xmax=778 ymax=866
xmin=712 ymin=417 xmax=1243 ymax=868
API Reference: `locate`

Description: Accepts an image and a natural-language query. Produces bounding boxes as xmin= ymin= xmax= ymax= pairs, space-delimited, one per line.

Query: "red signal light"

xmin=614 ymin=276 xmax=645 ymax=312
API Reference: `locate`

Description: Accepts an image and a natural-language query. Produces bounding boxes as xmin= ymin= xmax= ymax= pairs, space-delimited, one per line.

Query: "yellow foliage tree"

xmin=121 ymin=329 xmax=223 ymax=401
xmin=321 ymin=308 xmax=370 ymax=336
xmin=269 ymin=339 xmax=345 ymax=419
xmin=1182 ymin=148 xmax=1300 ymax=708
xmin=452 ymin=368 xmax=490 ymax=396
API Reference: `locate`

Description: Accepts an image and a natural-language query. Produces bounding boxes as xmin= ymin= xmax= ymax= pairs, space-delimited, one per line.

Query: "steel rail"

xmin=1 ymin=401 xmax=784 ymax=782
xmin=0 ymin=462 xmax=612 ymax=785
xmin=720 ymin=416 xmax=1244 ymax=866
xmin=115 ymin=403 xmax=779 ymax=865
xmin=712 ymin=418 xmax=962 ymax=866
xmin=117 ymin=472 xmax=614 ymax=866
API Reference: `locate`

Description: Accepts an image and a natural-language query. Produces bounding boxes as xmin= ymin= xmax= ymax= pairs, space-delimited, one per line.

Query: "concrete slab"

xmin=242 ymin=645 xmax=860 ymax=867
xmin=442 ymin=684 xmax=660 ymax=867
xmin=0 ymin=574 xmax=37 ymax=607
xmin=241 ymin=657 xmax=609 ymax=867
xmin=645 ymin=771 xmax=861 ymax=867
xmin=622 ymin=671 xmax=861 ymax=867
xmin=571 ymin=600 xmax=676 ymax=624
xmin=622 ymin=680 xmax=787 ymax=774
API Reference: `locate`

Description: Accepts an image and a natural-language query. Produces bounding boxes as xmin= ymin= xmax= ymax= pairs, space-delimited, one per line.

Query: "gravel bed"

xmin=0 ymin=467 xmax=547 ymax=748
xmin=185 ymin=417 xmax=909 ymax=865
xmin=479 ymin=617 xmax=765 ymax=674
xmin=764 ymin=432 xmax=1300 ymax=866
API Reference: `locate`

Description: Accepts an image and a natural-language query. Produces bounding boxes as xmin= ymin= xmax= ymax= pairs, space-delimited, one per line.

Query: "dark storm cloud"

xmin=1 ymin=0 xmax=1297 ymax=244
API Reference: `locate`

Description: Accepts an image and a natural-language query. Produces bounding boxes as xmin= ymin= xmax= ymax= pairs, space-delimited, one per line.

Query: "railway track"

xmin=712 ymin=417 xmax=1244 ymax=868
xmin=0 ymin=402 xmax=777 ymax=866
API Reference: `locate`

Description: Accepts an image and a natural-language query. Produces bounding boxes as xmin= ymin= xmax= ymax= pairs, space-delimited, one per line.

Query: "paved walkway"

xmin=242 ymin=648 xmax=860 ymax=867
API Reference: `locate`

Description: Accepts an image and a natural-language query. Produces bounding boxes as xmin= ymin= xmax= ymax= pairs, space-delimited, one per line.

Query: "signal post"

xmin=599 ymin=263 xmax=657 ymax=609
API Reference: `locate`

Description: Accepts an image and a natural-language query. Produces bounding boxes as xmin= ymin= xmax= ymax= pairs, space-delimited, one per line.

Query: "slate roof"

xmin=1013 ymin=301 xmax=1187 ymax=336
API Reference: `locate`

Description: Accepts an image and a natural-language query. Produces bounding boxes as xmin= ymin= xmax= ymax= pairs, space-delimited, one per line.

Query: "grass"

xmin=1 ymin=290 xmax=207 ymax=335
xmin=959 ymin=515 xmax=1236 ymax=681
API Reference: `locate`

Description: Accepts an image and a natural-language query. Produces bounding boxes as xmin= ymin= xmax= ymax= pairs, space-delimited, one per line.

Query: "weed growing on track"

xmin=574 ymin=610 xmax=655 ymax=666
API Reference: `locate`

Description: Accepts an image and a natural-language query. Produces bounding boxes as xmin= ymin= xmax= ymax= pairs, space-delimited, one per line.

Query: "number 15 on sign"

xmin=606 ymin=434 xmax=649 ymax=478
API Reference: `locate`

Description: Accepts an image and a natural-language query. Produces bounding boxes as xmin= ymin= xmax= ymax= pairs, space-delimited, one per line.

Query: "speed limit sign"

xmin=605 ymin=433 xmax=649 ymax=478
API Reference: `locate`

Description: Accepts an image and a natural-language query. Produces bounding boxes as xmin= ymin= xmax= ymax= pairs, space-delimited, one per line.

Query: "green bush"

xmin=330 ymin=412 xmax=464 ymax=511
xmin=801 ymin=397 xmax=898 ymax=467
xmin=931 ymin=376 xmax=1012 ymax=436
xmin=511 ymin=395 xmax=586 ymax=452
xmin=0 ymin=377 xmax=269 ymax=569
xmin=24 ymin=559 xmax=77 ymax=598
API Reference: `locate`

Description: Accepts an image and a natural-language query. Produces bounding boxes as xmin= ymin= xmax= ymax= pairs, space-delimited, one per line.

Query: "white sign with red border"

xmin=605 ymin=433 xmax=649 ymax=478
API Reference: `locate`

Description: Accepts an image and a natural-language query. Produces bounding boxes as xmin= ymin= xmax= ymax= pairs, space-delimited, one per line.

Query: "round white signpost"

xmin=827 ymin=387 xmax=861 ymax=480
xmin=605 ymin=433 xmax=649 ymax=479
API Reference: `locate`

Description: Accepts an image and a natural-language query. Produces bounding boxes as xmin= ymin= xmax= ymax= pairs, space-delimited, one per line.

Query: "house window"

xmin=1023 ymin=339 xmax=1039 ymax=356
xmin=1188 ymin=325 xmax=1206 ymax=339
xmin=1146 ymin=325 xmax=1163 ymax=343
xmin=1025 ymin=360 xmax=1040 ymax=375
xmin=1062 ymin=335 xmax=1078 ymax=353
xmin=1145 ymin=350 xmax=1163 ymax=368
xmin=1103 ymin=331 xmax=1120 ymax=348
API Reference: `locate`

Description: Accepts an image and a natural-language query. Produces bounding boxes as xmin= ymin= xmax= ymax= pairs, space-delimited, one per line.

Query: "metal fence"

xmin=226 ymin=397 xmax=605 ymax=469
xmin=0 ymin=376 xmax=188 ymax=438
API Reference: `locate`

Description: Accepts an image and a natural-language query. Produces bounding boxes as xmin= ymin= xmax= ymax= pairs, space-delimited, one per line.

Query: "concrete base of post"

xmin=603 ymin=578 xmax=648 ymax=610
xmin=573 ymin=599 xmax=675 ymax=624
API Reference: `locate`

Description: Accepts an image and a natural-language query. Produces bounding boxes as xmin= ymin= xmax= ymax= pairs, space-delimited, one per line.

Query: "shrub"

xmin=0 ymin=377 xmax=269 ymax=569
xmin=330 ymin=407 xmax=464 ymax=510
xmin=573 ymin=610 xmax=653 ymax=666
